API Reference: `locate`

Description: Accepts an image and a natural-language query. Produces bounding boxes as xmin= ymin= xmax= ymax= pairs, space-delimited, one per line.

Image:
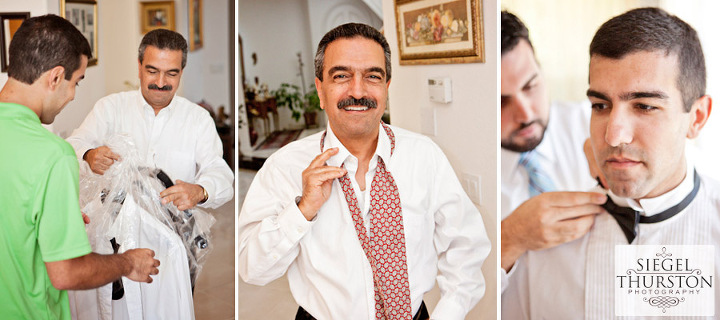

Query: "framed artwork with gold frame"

xmin=140 ymin=1 xmax=176 ymax=34
xmin=188 ymin=0 xmax=203 ymax=51
xmin=61 ymin=0 xmax=98 ymax=66
xmin=395 ymin=0 xmax=484 ymax=65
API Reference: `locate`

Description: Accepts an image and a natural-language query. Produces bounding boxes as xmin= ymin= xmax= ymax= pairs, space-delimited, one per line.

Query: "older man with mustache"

xmin=239 ymin=23 xmax=491 ymax=320
xmin=67 ymin=29 xmax=233 ymax=211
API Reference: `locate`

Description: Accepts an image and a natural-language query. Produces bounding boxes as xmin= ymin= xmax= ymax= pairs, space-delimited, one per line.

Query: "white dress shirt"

xmin=68 ymin=193 xmax=195 ymax=320
xmin=238 ymin=124 xmax=491 ymax=320
xmin=500 ymin=101 xmax=597 ymax=292
xmin=502 ymin=159 xmax=720 ymax=319
xmin=66 ymin=90 xmax=233 ymax=209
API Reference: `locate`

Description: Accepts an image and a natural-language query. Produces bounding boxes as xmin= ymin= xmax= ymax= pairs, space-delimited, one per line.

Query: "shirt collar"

xmin=0 ymin=102 xmax=40 ymax=123
xmin=607 ymin=159 xmax=695 ymax=217
xmin=137 ymin=89 xmax=178 ymax=115
xmin=322 ymin=122 xmax=391 ymax=168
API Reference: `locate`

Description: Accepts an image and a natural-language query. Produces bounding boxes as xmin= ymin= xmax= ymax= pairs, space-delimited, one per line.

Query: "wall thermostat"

xmin=428 ymin=77 xmax=452 ymax=103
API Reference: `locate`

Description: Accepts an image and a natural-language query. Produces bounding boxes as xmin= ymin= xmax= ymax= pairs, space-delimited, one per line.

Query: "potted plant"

xmin=272 ymin=83 xmax=322 ymax=128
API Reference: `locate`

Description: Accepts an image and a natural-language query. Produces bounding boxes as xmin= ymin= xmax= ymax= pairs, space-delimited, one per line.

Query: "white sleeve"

xmin=237 ymin=158 xmax=314 ymax=285
xmin=193 ymin=113 xmax=234 ymax=209
xmin=429 ymin=146 xmax=492 ymax=320
xmin=66 ymin=97 xmax=114 ymax=162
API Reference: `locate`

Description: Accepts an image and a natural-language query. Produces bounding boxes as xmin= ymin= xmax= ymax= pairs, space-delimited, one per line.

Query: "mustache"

xmin=148 ymin=84 xmax=173 ymax=91
xmin=337 ymin=97 xmax=377 ymax=109
xmin=601 ymin=145 xmax=645 ymax=162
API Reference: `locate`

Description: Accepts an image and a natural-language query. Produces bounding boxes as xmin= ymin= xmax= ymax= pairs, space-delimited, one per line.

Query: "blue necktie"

xmin=519 ymin=151 xmax=556 ymax=197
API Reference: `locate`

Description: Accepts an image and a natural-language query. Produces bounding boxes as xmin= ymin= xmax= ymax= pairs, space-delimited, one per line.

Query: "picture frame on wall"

xmin=61 ymin=0 xmax=98 ymax=66
xmin=394 ymin=0 xmax=484 ymax=65
xmin=140 ymin=1 xmax=176 ymax=34
xmin=0 ymin=12 xmax=30 ymax=72
xmin=188 ymin=0 xmax=203 ymax=51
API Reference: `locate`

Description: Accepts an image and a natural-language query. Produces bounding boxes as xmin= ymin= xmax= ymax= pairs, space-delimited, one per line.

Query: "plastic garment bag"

xmin=68 ymin=134 xmax=214 ymax=320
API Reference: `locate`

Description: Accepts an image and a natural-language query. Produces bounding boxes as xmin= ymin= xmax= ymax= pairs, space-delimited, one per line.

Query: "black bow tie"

xmin=602 ymin=170 xmax=701 ymax=243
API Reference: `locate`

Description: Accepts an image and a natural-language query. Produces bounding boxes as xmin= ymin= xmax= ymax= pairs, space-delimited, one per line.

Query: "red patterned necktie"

xmin=321 ymin=123 xmax=412 ymax=320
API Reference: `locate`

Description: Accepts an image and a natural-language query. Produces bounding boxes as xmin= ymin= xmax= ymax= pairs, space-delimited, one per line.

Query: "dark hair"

xmin=590 ymin=7 xmax=705 ymax=111
xmin=7 ymin=14 xmax=91 ymax=84
xmin=138 ymin=29 xmax=188 ymax=69
xmin=501 ymin=10 xmax=533 ymax=56
xmin=314 ymin=23 xmax=391 ymax=81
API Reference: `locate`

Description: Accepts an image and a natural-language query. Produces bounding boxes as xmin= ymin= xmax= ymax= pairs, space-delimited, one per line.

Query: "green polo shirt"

xmin=0 ymin=102 xmax=92 ymax=319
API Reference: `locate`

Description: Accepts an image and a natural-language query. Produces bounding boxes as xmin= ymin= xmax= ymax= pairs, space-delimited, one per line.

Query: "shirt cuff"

xmin=431 ymin=297 xmax=466 ymax=320
xmin=501 ymin=259 xmax=520 ymax=293
xmin=277 ymin=198 xmax=314 ymax=243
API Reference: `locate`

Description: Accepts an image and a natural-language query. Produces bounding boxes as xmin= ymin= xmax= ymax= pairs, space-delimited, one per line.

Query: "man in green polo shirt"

xmin=0 ymin=15 xmax=160 ymax=319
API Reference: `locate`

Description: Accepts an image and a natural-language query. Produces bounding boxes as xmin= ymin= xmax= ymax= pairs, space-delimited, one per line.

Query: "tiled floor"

xmin=235 ymin=168 xmax=491 ymax=319
xmin=193 ymin=193 xmax=235 ymax=320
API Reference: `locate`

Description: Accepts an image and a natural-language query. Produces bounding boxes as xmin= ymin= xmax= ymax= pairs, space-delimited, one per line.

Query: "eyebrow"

xmin=145 ymin=64 xmax=181 ymax=73
xmin=586 ymin=89 xmax=668 ymax=101
xmin=327 ymin=65 xmax=386 ymax=78
xmin=500 ymin=73 xmax=538 ymax=99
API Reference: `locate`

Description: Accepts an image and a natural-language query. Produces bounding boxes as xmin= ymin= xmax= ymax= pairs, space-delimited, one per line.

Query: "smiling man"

xmin=502 ymin=8 xmax=719 ymax=318
xmin=239 ymin=23 xmax=490 ymax=320
xmin=67 ymin=29 xmax=233 ymax=211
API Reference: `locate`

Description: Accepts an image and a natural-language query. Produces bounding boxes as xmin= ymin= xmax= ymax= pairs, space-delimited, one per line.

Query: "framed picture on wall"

xmin=188 ymin=0 xmax=203 ymax=51
xmin=395 ymin=0 xmax=484 ymax=65
xmin=140 ymin=1 xmax=176 ymax=34
xmin=61 ymin=0 xmax=98 ymax=66
xmin=0 ymin=12 xmax=30 ymax=72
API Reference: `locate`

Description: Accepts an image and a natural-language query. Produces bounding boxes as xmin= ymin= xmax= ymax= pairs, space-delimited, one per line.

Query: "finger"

xmin=146 ymin=276 xmax=153 ymax=284
xmin=154 ymin=259 xmax=161 ymax=267
xmin=554 ymin=204 xmax=605 ymax=221
xmin=107 ymin=151 xmax=120 ymax=161
xmin=307 ymin=147 xmax=339 ymax=169
xmin=162 ymin=193 xmax=181 ymax=205
xmin=307 ymin=167 xmax=347 ymax=184
xmin=557 ymin=214 xmax=596 ymax=240
xmin=160 ymin=185 xmax=179 ymax=198
xmin=151 ymin=267 xmax=159 ymax=275
xmin=544 ymin=191 xmax=607 ymax=207
xmin=100 ymin=157 xmax=114 ymax=166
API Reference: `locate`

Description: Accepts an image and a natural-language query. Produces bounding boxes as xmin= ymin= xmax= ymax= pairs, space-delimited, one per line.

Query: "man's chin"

xmin=501 ymin=136 xmax=542 ymax=153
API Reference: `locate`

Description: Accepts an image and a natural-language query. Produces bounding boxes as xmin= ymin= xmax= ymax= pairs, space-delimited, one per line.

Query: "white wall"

xmin=382 ymin=0 xmax=497 ymax=318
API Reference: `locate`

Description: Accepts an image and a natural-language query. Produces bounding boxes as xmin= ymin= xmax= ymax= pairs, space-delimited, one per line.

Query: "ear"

xmin=315 ymin=77 xmax=324 ymax=110
xmin=46 ymin=66 xmax=65 ymax=91
xmin=686 ymin=95 xmax=712 ymax=139
xmin=138 ymin=60 xmax=143 ymax=78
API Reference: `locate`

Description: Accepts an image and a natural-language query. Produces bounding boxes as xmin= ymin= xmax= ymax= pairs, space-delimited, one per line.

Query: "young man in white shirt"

xmin=67 ymin=29 xmax=233 ymax=211
xmin=239 ymin=23 xmax=491 ymax=320
xmin=503 ymin=8 xmax=718 ymax=318
xmin=499 ymin=10 xmax=605 ymax=285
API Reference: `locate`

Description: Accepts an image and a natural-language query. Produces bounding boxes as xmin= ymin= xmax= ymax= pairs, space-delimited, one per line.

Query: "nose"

xmin=155 ymin=73 xmax=167 ymax=88
xmin=511 ymin=95 xmax=535 ymax=124
xmin=348 ymin=74 xmax=367 ymax=99
xmin=604 ymin=107 xmax=633 ymax=147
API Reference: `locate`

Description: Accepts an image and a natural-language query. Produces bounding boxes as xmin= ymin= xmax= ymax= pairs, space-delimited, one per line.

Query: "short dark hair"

xmin=314 ymin=23 xmax=391 ymax=81
xmin=8 ymin=14 xmax=91 ymax=84
xmin=590 ymin=7 xmax=705 ymax=112
xmin=501 ymin=10 xmax=533 ymax=56
xmin=138 ymin=29 xmax=188 ymax=69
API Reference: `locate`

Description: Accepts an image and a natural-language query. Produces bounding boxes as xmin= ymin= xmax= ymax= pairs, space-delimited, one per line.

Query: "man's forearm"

xmin=45 ymin=252 xmax=130 ymax=290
